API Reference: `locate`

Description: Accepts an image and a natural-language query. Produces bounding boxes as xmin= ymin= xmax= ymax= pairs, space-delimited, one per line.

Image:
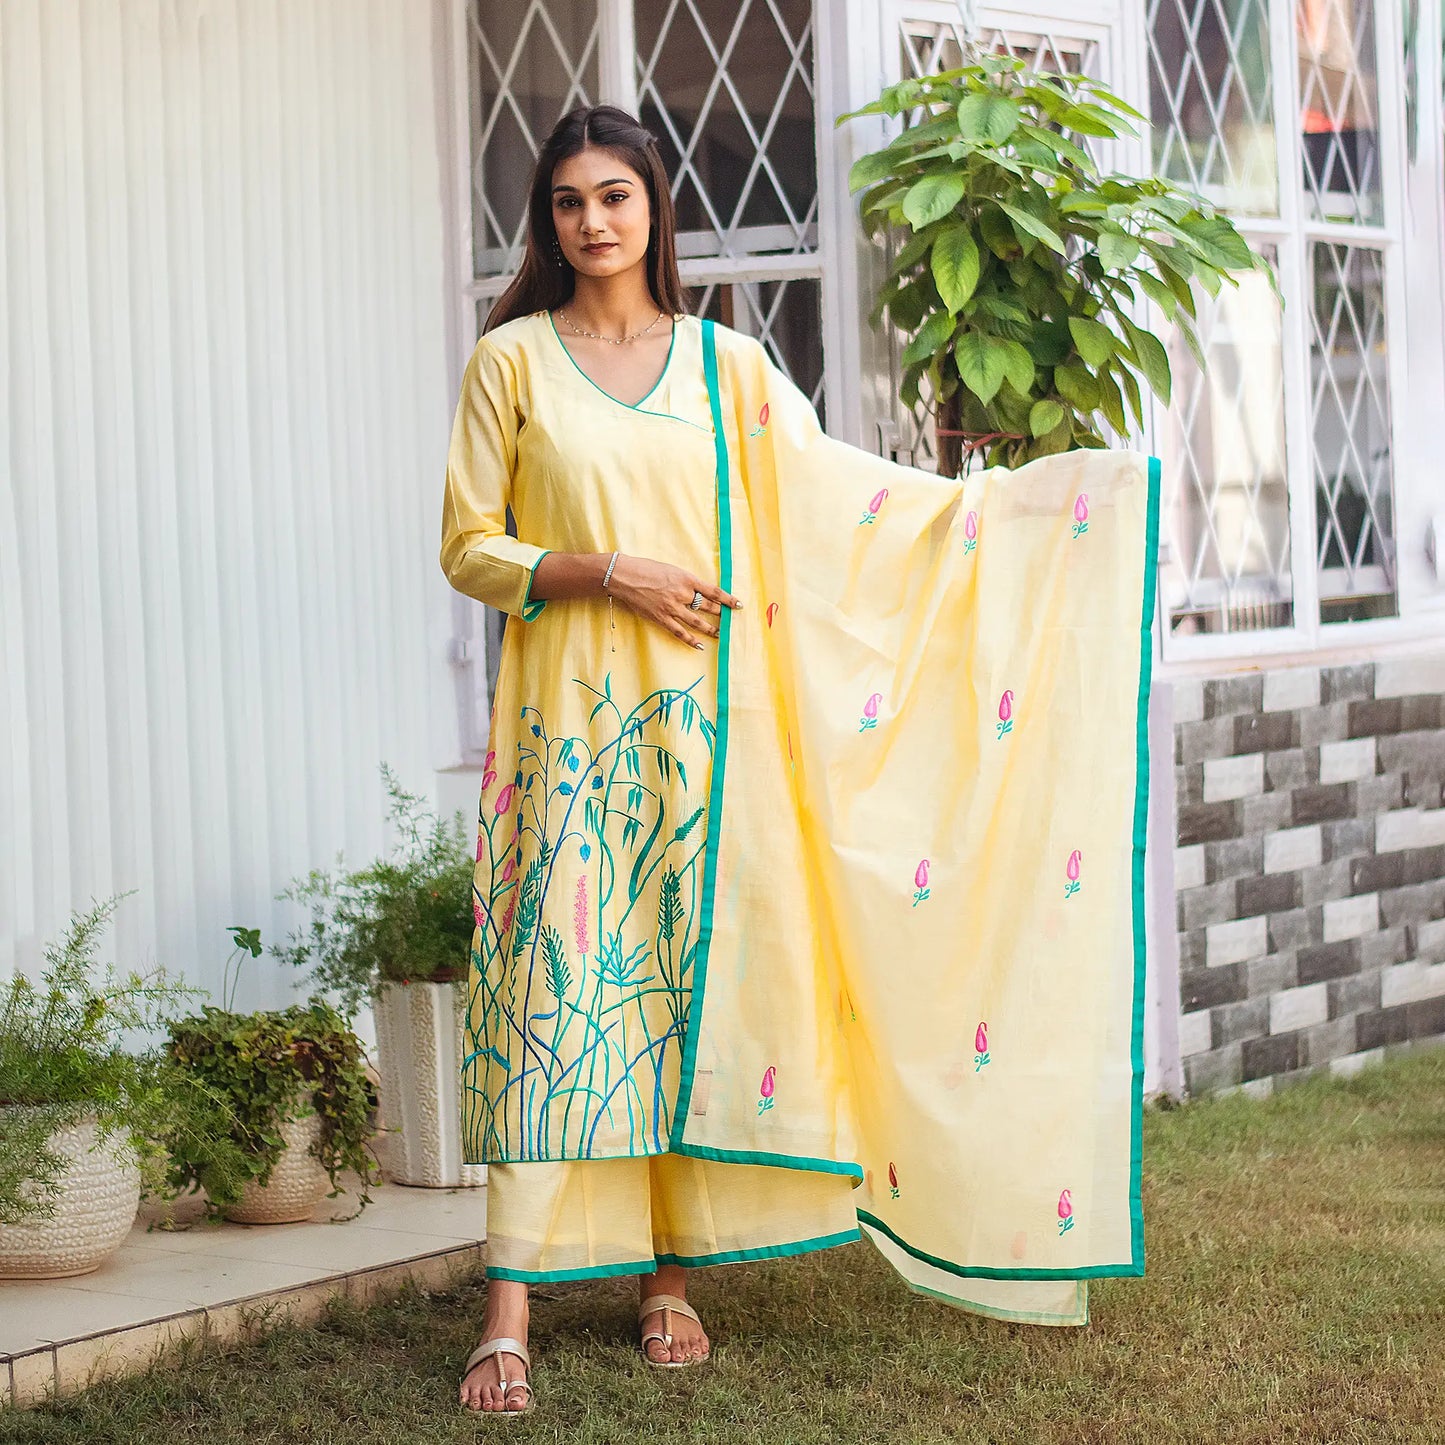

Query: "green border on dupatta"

xmin=667 ymin=318 xmax=730 ymax=1154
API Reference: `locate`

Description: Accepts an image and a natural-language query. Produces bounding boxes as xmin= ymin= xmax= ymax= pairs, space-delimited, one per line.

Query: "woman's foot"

xmin=638 ymin=1264 xmax=710 ymax=1364
xmin=460 ymin=1278 xmax=532 ymax=1413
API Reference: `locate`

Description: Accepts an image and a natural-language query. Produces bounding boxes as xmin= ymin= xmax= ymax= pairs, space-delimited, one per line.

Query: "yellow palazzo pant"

xmin=485 ymin=1155 xmax=861 ymax=1281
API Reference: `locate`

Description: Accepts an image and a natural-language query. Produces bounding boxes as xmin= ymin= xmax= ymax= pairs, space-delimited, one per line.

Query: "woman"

xmin=442 ymin=105 xmax=1158 ymax=1416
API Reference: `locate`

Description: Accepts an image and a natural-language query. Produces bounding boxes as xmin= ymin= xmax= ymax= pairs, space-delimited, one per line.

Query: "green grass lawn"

xmin=8 ymin=1047 xmax=1445 ymax=1444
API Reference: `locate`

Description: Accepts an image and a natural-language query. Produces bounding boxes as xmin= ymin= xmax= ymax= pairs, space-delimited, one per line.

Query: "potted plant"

xmin=165 ymin=952 xmax=380 ymax=1224
xmin=0 ymin=897 xmax=237 ymax=1277
xmin=276 ymin=765 xmax=481 ymax=1188
xmin=841 ymin=53 xmax=1273 ymax=475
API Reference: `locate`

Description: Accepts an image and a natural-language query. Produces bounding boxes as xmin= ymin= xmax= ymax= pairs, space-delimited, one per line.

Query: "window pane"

xmin=683 ymin=278 xmax=825 ymax=425
xmin=1309 ymin=243 xmax=1396 ymax=620
xmin=1147 ymin=0 xmax=1277 ymax=215
xmin=470 ymin=0 xmax=600 ymax=278
xmin=1297 ymin=0 xmax=1382 ymax=225
xmin=635 ymin=0 xmax=816 ymax=259
xmin=1162 ymin=259 xmax=1293 ymax=635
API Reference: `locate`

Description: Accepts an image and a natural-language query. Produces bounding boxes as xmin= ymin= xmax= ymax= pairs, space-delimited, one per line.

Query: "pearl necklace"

xmin=557 ymin=306 xmax=668 ymax=345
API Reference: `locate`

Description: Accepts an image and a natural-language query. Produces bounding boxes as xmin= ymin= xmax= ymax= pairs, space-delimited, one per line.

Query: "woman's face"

xmin=550 ymin=147 xmax=652 ymax=280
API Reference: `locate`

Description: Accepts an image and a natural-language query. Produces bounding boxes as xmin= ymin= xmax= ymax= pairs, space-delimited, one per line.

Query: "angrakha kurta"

xmin=441 ymin=309 xmax=1159 ymax=1325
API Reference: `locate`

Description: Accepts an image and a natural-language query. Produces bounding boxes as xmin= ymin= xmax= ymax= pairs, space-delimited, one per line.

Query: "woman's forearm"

xmin=526 ymin=552 xmax=615 ymax=602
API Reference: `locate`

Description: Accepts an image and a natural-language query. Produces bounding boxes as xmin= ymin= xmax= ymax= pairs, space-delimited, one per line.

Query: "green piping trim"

xmin=669 ymin=318 xmax=731 ymax=1150
xmin=858 ymin=1211 xmax=1144 ymax=1281
xmin=670 ymin=1139 xmax=863 ymax=1179
xmin=1130 ymin=455 xmax=1161 ymax=1272
xmin=545 ymin=308 xmax=684 ymax=419
xmin=487 ymin=1259 xmax=655 ymax=1283
xmin=519 ymin=549 xmax=552 ymax=621
xmin=656 ymin=1226 xmax=861 ymax=1268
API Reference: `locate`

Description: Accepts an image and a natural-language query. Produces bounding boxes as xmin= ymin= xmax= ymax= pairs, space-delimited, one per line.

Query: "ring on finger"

xmin=689 ymin=591 xmax=704 ymax=610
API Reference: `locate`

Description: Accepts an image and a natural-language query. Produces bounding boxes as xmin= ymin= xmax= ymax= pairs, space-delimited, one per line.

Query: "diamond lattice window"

xmin=1149 ymin=0 xmax=1399 ymax=636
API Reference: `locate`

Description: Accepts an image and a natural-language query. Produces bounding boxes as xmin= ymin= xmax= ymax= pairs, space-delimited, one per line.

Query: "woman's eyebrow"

xmin=551 ymin=179 xmax=634 ymax=194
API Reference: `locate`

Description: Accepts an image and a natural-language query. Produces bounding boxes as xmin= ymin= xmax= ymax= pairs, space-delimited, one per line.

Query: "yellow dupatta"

xmin=668 ymin=318 xmax=1159 ymax=1324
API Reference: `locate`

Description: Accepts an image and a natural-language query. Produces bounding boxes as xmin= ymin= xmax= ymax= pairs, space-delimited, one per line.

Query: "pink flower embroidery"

xmin=750 ymin=402 xmax=770 ymax=437
xmin=494 ymin=783 xmax=516 ymax=816
xmin=475 ymin=836 xmax=485 ymax=862
xmin=974 ymin=1021 xmax=990 ymax=1071
xmin=888 ymin=1162 xmax=900 ymax=1199
xmin=964 ymin=509 xmax=979 ymax=554
xmin=758 ymin=1065 xmax=776 ymax=1114
xmin=859 ymin=487 xmax=889 ymax=526
xmin=997 ymin=689 xmax=1014 ymax=740
xmin=859 ymin=691 xmax=883 ymax=732
xmin=1057 ymin=1188 xmax=1075 ymax=1235
xmin=1064 ymin=849 xmax=1082 ymax=899
xmin=472 ymin=902 xmax=484 ymax=930
xmin=574 ymin=875 xmax=589 ymax=958
xmin=766 ymin=601 xmax=780 ymax=629
xmin=501 ymin=857 xmax=517 ymax=884
xmin=483 ymin=750 xmax=495 ymax=770
xmin=1072 ymin=493 xmax=1089 ymax=540
xmin=481 ymin=769 xmax=497 ymax=793
xmin=500 ymin=892 xmax=518 ymax=931
xmin=912 ymin=858 xmax=931 ymax=907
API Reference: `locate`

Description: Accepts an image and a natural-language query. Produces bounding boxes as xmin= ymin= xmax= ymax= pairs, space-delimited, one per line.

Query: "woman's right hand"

xmin=606 ymin=555 xmax=743 ymax=649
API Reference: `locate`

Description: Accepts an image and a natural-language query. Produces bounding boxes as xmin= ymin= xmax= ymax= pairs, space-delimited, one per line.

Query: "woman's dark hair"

xmin=484 ymin=105 xmax=685 ymax=332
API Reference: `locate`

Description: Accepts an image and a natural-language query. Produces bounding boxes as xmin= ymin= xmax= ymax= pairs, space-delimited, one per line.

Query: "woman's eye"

xmin=606 ymin=191 xmax=628 ymax=203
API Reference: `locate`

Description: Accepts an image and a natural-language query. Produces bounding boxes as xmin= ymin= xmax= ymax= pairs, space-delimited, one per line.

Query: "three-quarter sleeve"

xmin=440 ymin=337 xmax=552 ymax=620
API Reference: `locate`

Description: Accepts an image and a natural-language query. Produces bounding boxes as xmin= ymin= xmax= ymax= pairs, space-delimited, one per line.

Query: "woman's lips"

xmin=582 ymin=243 xmax=616 ymax=254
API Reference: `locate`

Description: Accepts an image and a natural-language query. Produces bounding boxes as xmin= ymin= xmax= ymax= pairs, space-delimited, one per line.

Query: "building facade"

xmin=4 ymin=0 xmax=1442 ymax=1092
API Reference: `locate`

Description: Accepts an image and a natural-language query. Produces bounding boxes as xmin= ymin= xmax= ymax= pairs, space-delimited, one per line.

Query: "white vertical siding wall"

xmin=1 ymin=0 xmax=460 ymax=1003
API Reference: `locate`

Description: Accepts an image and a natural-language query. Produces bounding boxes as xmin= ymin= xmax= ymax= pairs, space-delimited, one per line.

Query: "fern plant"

xmin=839 ymin=54 xmax=1274 ymax=473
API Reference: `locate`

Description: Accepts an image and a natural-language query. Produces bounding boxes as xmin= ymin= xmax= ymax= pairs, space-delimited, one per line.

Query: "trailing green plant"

xmin=0 ymin=896 xmax=250 ymax=1225
xmin=164 ymin=998 xmax=380 ymax=1217
xmin=840 ymin=54 xmax=1275 ymax=473
xmin=275 ymin=763 xmax=474 ymax=1018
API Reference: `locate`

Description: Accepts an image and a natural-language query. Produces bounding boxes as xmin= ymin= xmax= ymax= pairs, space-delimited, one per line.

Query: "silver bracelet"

xmin=602 ymin=550 xmax=620 ymax=590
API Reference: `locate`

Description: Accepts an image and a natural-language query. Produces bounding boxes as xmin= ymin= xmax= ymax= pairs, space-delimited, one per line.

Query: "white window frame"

xmin=1141 ymin=0 xmax=1445 ymax=669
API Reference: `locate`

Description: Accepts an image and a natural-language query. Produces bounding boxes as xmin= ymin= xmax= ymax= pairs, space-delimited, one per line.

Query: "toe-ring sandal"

xmin=461 ymin=1336 xmax=534 ymax=1416
xmin=638 ymin=1293 xmax=708 ymax=1368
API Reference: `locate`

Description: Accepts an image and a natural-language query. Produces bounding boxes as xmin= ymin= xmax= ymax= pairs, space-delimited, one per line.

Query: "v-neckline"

xmin=546 ymin=309 xmax=680 ymax=411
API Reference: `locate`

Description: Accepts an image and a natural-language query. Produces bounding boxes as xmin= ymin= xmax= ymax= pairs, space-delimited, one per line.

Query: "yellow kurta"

xmin=442 ymin=309 xmax=1159 ymax=1325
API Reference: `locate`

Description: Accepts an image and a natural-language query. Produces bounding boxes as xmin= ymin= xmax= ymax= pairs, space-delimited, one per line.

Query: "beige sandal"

xmin=460 ymin=1336 xmax=533 ymax=1416
xmin=638 ymin=1292 xmax=709 ymax=1368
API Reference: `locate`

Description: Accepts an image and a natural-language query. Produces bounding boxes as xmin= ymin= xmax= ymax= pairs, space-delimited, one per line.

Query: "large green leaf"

xmin=1067 ymin=316 xmax=1117 ymax=368
xmin=901 ymin=308 xmax=957 ymax=368
xmin=1136 ymin=270 xmax=1179 ymax=318
xmin=1119 ymin=317 xmax=1172 ymax=404
xmin=955 ymin=331 xmax=1008 ymax=405
xmin=846 ymin=148 xmax=900 ymax=194
xmin=931 ymin=227 xmax=982 ymax=312
xmin=998 ymin=338 xmax=1036 ymax=396
xmin=902 ymin=172 xmax=966 ymax=229
xmin=1029 ymin=398 xmax=1065 ymax=437
xmin=1183 ymin=215 xmax=1257 ymax=271
xmin=956 ymin=91 xmax=1020 ymax=144
xmin=1054 ymin=361 xmax=1100 ymax=410
xmin=1097 ymin=230 xmax=1141 ymax=271
xmin=998 ymin=202 xmax=1065 ymax=255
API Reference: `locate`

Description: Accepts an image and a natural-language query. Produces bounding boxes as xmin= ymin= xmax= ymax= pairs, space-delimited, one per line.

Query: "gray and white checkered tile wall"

xmin=1171 ymin=654 xmax=1445 ymax=1097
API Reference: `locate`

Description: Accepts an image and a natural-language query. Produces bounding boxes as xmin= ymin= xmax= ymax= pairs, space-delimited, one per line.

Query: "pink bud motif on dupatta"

xmin=501 ymin=857 xmax=517 ymax=884
xmin=974 ymin=1021 xmax=990 ymax=1071
xmin=859 ymin=487 xmax=889 ymax=526
xmin=1064 ymin=849 xmax=1083 ymax=899
xmin=859 ymin=691 xmax=883 ymax=732
xmin=475 ymin=836 xmax=485 ymax=862
xmin=766 ymin=601 xmax=780 ymax=628
xmin=574 ymin=875 xmax=589 ymax=959
xmin=888 ymin=1162 xmax=900 ymax=1199
xmin=758 ymin=1065 xmax=776 ymax=1114
xmin=912 ymin=858 xmax=931 ymax=907
xmin=749 ymin=402 xmax=770 ymax=438
xmin=472 ymin=901 xmax=484 ymax=930
xmin=1072 ymin=493 xmax=1089 ymax=540
xmin=1057 ymin=1188 xmax=1075 ymax=1234
xmin=964 ymin=509 xmax=979 ymax=555
xmin=997 ymin=689 xmax=1015 ymax=740
xmin=494 ymin=783 xmax=516 ymax=816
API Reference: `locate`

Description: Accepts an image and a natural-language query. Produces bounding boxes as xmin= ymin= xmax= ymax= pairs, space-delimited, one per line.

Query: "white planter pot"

xmin=223 ymin=1110 xmax=330 ymax=1225
xmin=0 ymin=1116 xmax=140 ymax=1279
xmin=373 ymin=980 xmax=484 ymax=1189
